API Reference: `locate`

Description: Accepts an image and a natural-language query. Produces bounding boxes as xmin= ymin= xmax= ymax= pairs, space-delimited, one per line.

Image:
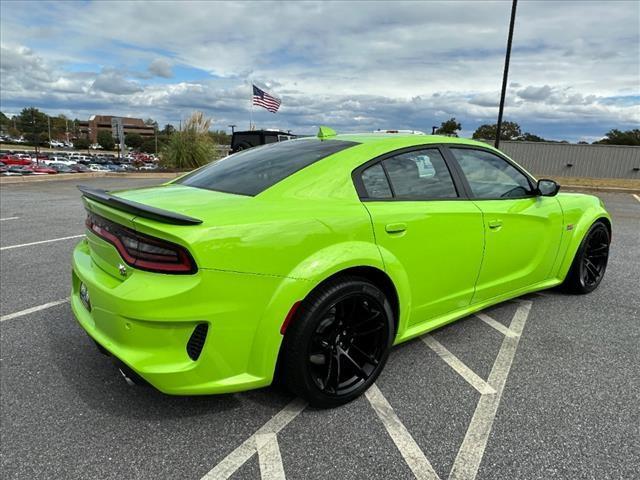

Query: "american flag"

xmin=252 ymin=85 xmax=281 ymax=113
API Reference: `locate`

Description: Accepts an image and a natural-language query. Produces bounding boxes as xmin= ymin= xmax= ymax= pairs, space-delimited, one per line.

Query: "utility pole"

xmin=228 ymin=124 xmax=236 ymax=134
xmin=155 ymin=124 xmax=158 ymax=156
xmin=48 ymin=116 xmax=52 ymax=147
xmin=495 ymin=0 xmax=518 ymax=149
xmin=31 ymin=109 xmax=39 ymax=163
xmin=432 ymin=126 xmax=437 ymax=135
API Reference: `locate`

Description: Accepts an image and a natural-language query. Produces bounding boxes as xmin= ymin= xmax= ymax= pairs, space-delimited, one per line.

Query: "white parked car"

xmin=87 ymin=164 xmax=109 ymax=172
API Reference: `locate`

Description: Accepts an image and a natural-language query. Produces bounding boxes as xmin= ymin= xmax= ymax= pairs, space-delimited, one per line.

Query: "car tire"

xmin=560 ymin=221 xmax=610 ymax=294
xmin=280 ymin=276 xmax=394 ymax=408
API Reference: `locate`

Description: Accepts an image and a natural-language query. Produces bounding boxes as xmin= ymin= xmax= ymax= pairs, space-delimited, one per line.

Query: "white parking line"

xmin=475 ymin=313 xmax=519 ymax=338
xmin=0 ymin=298 xmax=69 ymax=322
xmin=422 ymin=335 xmax=496 ymax=395
xmin=633 ymin=194 xmax=640 ymax=203
xmin=256 ymin=433 xmax=286 ymax=480
xmin=0 ymin=234 xmax=84 ymax=251
xmin=201 ymin=398 xmax=307 ymax=480
xmin=0 ymin=216 xmax=20 ymax=221
xmin=449 ymin=301 xmax=532 ymax=480
xmin=365 ymin=383 xmax=441 ymax=480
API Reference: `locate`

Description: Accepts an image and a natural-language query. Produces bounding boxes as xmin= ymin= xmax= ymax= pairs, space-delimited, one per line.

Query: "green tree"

xmin=161 ymin=124 xmax=176 ymax=136
xmin=125 ymin=133 xmax=144 ymax=149
xmin=518 ymin=132 xmax=545 ymax=142
xmin=161 ymin=111 xmax=218 ymax=169
xmin=97 ymin=130 xmax=115 ymax=150
xmin=594 ymin=129 xmax=640 ymax=146
xmin=74 ymin=137 xmax=90 ymax=149
xmin=15 ymin=107 xmax=48 ymax=145
xmin=472 ymin=121 xmax=522 ymax=141
xmin=435 ymin=118 xmax=461 ymax=136
xmin=208 ymin=129 xmax=231 ymax=145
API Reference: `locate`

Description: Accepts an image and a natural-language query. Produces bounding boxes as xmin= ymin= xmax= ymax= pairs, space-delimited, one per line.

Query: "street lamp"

xmin=228 ymin=124 xmax=236 ymax=134
xmin=495 ymin=0 xmax=518 ymax=149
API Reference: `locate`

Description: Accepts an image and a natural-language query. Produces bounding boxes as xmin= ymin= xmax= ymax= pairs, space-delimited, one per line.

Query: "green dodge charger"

xmin=71 ymin=128 xmax=611 ymax=407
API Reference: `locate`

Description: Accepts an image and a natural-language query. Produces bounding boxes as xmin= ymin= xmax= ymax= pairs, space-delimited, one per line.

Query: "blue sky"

xmin=1 ymin=0 xmax=638 ymax=142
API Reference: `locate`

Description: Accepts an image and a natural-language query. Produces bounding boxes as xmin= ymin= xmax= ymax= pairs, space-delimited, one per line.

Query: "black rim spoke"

xmin=581 ymin=228 xmax=609 ymax=287
xmin=307 ymin=292 xmax=388 ymax=396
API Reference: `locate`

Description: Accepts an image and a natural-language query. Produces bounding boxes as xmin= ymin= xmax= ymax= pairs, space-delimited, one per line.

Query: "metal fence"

xmin=497 ymin=141 xmax=640 ymax=179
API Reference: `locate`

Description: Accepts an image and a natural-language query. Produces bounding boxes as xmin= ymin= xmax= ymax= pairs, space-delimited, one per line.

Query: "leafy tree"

xmin=472 ymin=121 xmax=522 ymax=141
xmin=14 ymin=107 xmax=48 ymax=145
xmin=593 ymin=129 xmax=640 ymax=146
xmin=208 ymin=129 xmax=231 ymax=145
xmin=97 ymin=130 xmax=115 ymax=150
xmin=161 ymin=111 xmax=218 ymax=169
xmin=518 ymin=132 xmax=545 ymax=142
xmin=161 ymin=124 xmax=176 ymax=136
xmin=125 ymin=132 xmax=144 ymax=149
xmin=435 ymin=118 xmax=461 ymax=137
xmin=74 ymin=137 xmax=90 ymax=149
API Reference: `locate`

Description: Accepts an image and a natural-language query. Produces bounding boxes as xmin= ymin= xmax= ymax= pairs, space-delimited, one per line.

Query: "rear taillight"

xmin=86 ymin=212 xmax=197 ymax=274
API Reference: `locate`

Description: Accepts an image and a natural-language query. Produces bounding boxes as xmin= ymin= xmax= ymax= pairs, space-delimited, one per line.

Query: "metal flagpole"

xmin=249 ymin=83 xmax=254 ymax=130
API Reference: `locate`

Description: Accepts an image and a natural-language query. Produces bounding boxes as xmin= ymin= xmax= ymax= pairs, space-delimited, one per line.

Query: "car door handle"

xmin=488 ymin=219 xmax=503 ymax=229
xmin=385 ymin=223 xmax=407 ymax=234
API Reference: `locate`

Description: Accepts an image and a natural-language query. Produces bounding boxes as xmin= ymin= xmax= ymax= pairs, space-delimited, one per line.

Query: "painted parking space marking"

xmin=633 ymin=194 xmax=640 ymax=203
xmin=365 ymin=383 xmax=441 ymax=480
xmin=421 ymin=335 xmax=496 ymax=395
xmin=256 ymin=433 xmax=286 ymax=480
xmin=202 ymin=300 xmax=534 ymax=480
xmin=449 ymin=301 xmax=532 ymax=480
xmin=0 ymin=298 xmax=69 ymax=322
xmin=0 ymin=216 xmax=20 ymax=221
xmin=0 ymin=234 xmax=84 ymax=251
xmin=475 ymin=312 xmax=519 ymax=338
xmin=201 ymin=398 xmax=307 ymax=480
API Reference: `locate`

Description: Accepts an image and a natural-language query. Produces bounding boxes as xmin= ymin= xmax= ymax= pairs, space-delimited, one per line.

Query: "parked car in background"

xmin=0 ymin=161 xmax=7 ymax=173
xmin=50 ymin=163 xmax=75 ymax=173
xmin=0 ymin=154 xmax=31 ymax=165
xmin=23 ymin=164 xmax=58 ymax=175
xmin=88 ymin=164 xmax=109 ymax=172
xmin=7 ymin=166 xmax=33 ymax=175
xmin=231 ymin=129 xmax=296 ymax=153
xmin=70 ymin=163 xmax=90 ymax=173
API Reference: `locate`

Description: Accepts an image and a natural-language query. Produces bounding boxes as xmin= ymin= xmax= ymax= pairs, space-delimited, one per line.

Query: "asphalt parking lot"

xmin=1 ymin=178 xmax=639 ymax=480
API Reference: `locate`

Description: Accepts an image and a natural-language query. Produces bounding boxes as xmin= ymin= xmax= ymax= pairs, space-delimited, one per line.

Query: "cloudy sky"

xmin=1 ymin=0 xmax=638 ymax=141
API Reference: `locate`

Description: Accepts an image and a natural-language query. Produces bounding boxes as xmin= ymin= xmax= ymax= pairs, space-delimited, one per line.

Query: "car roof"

xmin=329 ymin=133 xmax=494 ymax=150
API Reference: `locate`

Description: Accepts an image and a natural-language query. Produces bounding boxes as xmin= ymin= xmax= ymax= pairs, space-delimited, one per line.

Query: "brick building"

xmin=78 ymin=115 xmax=155 ymax=143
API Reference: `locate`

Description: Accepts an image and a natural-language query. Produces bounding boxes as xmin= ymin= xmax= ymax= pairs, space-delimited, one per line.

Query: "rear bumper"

xmin=71 ymin=239 xmax=306 ymax=395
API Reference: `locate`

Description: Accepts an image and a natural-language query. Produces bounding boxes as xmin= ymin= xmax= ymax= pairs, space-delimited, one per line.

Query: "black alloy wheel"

xmin=280 ymin=277 xmax=394 ymax=407
xmin=561 ymin=222 xmax=610 ymax=294
xmin=308 ymin=293 xmax=389 ymax=396
xmin=579 ymin=225 xmax=610 ymax=289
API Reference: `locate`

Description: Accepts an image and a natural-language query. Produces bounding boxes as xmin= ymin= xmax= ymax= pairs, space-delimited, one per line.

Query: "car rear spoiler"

xmin=78 ymin=186 xmax=203 ymax=225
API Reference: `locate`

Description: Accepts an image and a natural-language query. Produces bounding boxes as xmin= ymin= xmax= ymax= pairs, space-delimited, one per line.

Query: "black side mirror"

xmin=537 ymin=179 xmax=560 ymax=197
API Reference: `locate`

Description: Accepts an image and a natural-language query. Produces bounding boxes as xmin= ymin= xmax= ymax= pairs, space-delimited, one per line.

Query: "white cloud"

xmin=148 ymin=58 xmax=172 ymax=78
xmin=0 ymin=0 xmax=638 ymax=141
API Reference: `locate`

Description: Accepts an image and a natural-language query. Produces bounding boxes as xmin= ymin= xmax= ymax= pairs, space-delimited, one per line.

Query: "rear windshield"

xmin=175 ymin=138 xmax=358 ymax=196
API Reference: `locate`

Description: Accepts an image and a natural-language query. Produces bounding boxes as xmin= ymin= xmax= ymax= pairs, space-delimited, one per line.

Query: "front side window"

xmin=361 ymin=163 xmax=392 ymax=198
xmin=450 ymin=148 xmax=533 ymax=199
xmin=176 ymin=138 xmax=358 ymax=196
xmin=382 ymin=149 xmax=458 ymax=199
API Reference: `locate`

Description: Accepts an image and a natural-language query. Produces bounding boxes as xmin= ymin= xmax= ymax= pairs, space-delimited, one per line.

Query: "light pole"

xmin=228 ymin=124 xmax=236 ymax=134
xmin=495 ymin=0 xmax=517 ymax=149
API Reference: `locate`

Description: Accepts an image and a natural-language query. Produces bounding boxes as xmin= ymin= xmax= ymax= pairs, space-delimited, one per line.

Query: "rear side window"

xmin=361 ymin=163 xmax=392 ymax=198
xmin=176 ymin=138 xmax=358 ymax=196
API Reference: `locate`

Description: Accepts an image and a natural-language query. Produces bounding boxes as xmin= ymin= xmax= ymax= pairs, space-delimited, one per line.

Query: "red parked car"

xmin=22 ymin=164 xmax=58 ymax=174
xmin=0 ymin=154 xmax=32 ymax=166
